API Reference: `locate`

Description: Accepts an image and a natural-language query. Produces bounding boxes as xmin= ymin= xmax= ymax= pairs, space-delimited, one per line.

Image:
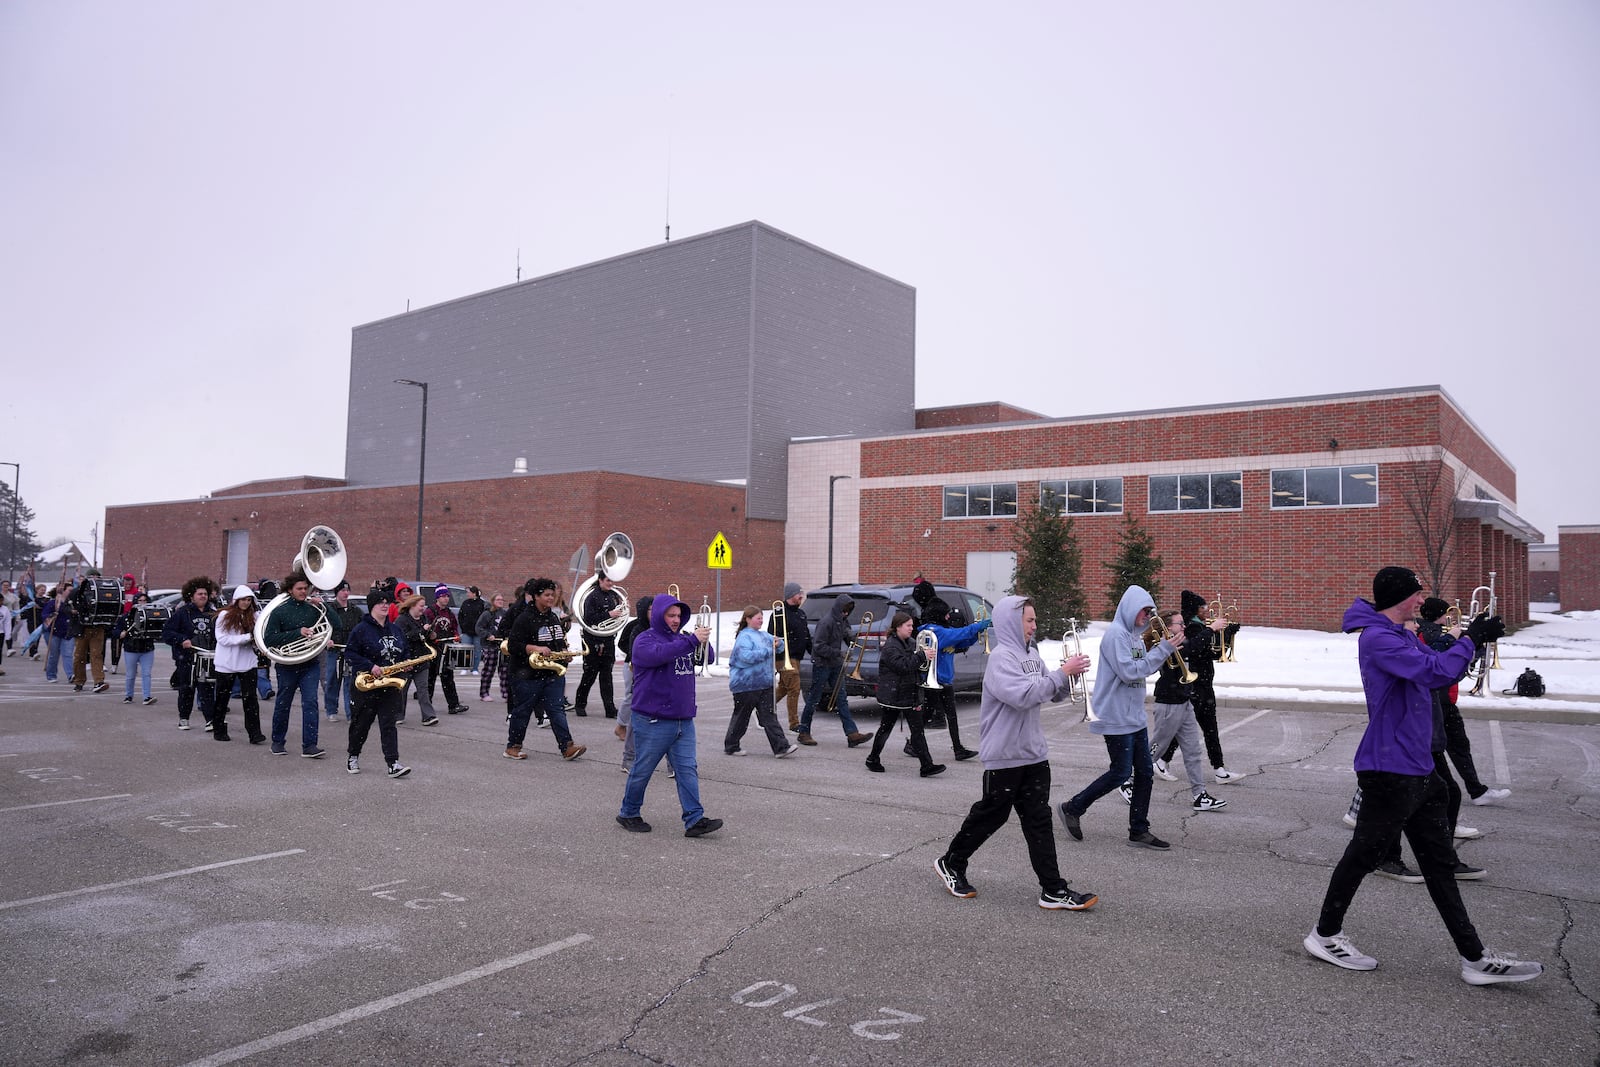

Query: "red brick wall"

xmin=915 ymin=403 xmax=1046 ymax=429
xmin=1559 ymin=530 xmax=1600 ymax=611
xmin=104 ymin=472 xmax=785 ymax=609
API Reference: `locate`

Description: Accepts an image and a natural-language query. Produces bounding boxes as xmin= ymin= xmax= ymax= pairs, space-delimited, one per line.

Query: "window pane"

xmin=1149 ymin=475 xmax=1179 ymax=513
xmin=1179 ymin=473 xmax=1210 ymax=510
xmin=1098 ymin=478 xmax=1124 ymax=513
xmin=993 ymin=483 xmax=1017 ymax=516
xmin=968 ymin=484 xmax=992 ymax=517
xmin=1343 ymin=465 xmax=1378 ymax=505
xmin=1305 ymin=467 xmax=1340 ymax=507
xmin=1211 ymin=472 xmax=1242 ymax=510
xmin=1271 ymin=469 xmax=1304 ymax=507
xmin=1066 ymin=478 xmax=1093 ymax=514
xmin=943 ymin=485 xmax=966 ymax=518
xmin=1040 ymin=480 xmax=1066 ymax=513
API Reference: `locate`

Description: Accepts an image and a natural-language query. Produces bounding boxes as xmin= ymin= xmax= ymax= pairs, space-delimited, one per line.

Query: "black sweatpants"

xmin=349 ymin=685 xmax=403 ymax=767
xmin=943 ymin=761 xmax=1067 ymax=893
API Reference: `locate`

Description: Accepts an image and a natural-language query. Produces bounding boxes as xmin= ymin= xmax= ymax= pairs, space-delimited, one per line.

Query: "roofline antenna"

xmin=516 ymin=247 xmax=521 ymax=282
xmin=664 ymin=95 xmax=673 ymax=241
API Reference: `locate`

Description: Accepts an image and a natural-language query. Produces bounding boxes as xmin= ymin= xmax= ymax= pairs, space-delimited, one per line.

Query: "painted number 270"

xmin=731 ymin=981 xmax=923 ymax=1041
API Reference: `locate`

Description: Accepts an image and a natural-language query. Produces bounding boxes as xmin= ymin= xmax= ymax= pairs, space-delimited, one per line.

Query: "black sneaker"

xmin=301 ymin=747 xmax=325 ymax=759
xmin=1059 ymin=803 xmax=1083 ymax=841
xmin=1452 ymin=860 xmax=1486 ymax=881
xmin=1374 ymin=860 xmax=1424 ymax=883
xmin=387 ymin=763 xmax=411 ymax=778
xmin=1127 ymin=831 xmax=1171 ymax=850
xmin=1192 ymin=792 xmax=1228 ymax=812
xmin=953 ymin=747 xmax=979 ymax=761
xmin=122 ymin=696 xmax=133 ymax=704
xmin=347 ymin=756 xmax=360 ymax=774
xmin=420 ymin=716 xmax=440 ymax=726
xmin=73 ymin=684 xmax=84 ymax=692
xmin=92 ymin=682 xmax=110 ymax=693
xmin=616 ymin=815 xmax=652 ymax=833
xmin=920 ymin=764 xmax=947 ymax=777
xmin=1039 ymin=885 xmax=1098 ymax=911
xmin=684 ymin=817 xmax=724 ymax=838
xmin=934 ymin=856 xmax=976 ymax=898
xmin=142 ymin=697 xmax=157 ymax=706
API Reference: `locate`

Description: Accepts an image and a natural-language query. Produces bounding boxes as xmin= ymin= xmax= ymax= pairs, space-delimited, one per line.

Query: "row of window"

xmin=941 ymin=465 xmax=1380 ymax=519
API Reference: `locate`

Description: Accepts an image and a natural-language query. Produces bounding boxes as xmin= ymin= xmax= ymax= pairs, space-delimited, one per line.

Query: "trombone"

xmin=771 ymin=600 xmax=793 ymax=673
xmin=826 ymin=611 xmax=873 ymax=713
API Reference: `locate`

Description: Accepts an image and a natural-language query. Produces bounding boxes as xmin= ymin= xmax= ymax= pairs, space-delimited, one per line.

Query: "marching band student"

xmin=573 ymin=571 xmax=625 ymax=718
xmin=767 ymin=582 xmax=811 ymax=731
xmin=504 ymin=578 xmax=584 ymax=761
xmin=43 ymin=584 xmax=73 ymax=682
xmin=343 ymin=586 xmax=412 ymax=778
xmin=322 ymin=581 xmax=362 ymax=722
xmin=934 ymin=595 xmax=1095 ymax=909
xmin=865 ymin=611 xmax=940 ymax=776
xmin=212 ymin=587 xmax=266 ymax=744
xmin=162 ymin=577 xmax=218 ymax=732
xmin=262 ymin=570 xmax=327 ymax=757
xmin=475 ymin=593 xmax=508 ymax=701
xmin=115 ymin=591 xmax=158 ymax=707
xmin=1157 ymin=591 xmax=1240 ymax=783
xmin=1141 ymin=612 xmax=1226 ymax=813
xmin=425 ymin=587 xmax=469 ymax=714
xmin=70 ymin=569 xmax=112 ymax=693
xmin=396 ymin=594 xmax=441 ymax=727
xmin=1304 ymin=566 xmax=1540 ymax=985
xmin=615 ymin=594 xmax=655 ymax=776
xmin=1058 ymin=585 xmax=1178 ymax=851
xmin=912 ymin=594 xmax=990 ymax=761
xmin=795 ymin=594 xmax=873 ymax=749
xmin=724 ymin=605 xmax=798 ymax=758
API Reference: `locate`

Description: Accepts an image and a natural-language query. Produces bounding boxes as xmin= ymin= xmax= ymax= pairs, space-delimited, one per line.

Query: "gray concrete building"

xmin=344 ymin=221 xmax=917 ymax=520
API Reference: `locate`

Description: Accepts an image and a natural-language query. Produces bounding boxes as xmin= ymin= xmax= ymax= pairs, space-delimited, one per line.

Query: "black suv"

xmin=795 ymin=583 xmax=995 ymax=699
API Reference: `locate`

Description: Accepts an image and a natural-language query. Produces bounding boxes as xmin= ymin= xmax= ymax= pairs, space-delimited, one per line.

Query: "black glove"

xmin=1466 ymin=614 xmax=1505 ymax=647
xmin=1224 ymin=623 xmax=1241 ymax=638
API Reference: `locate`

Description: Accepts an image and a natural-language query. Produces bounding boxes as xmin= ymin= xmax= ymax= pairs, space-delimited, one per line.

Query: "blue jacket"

xmin=631 ymin=593 xmax=702 ymax=719
xmin=916 ymin=617 xmax=990 ymax=686
xmin=1089 ymin=585 xmax=1174 ymax=736
xmin=1341 ymin=598 xmax=1476 ymax=775
xmin=728 ymin=625 xmax=783 ymax=694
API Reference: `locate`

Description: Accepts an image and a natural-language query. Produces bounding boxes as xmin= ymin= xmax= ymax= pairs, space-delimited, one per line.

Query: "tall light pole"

xmin=394 ymin=380 xmax=429 ymax=579
xmin=827 ymin=474 xmax=851 ymax=585
xmin=0 ymin=462 xmax=17 ymax=584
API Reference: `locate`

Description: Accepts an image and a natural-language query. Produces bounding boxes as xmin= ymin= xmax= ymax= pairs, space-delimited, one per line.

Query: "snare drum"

xmin=189 ymin=649 xmax=218 ymax=688
xmin=443 ymin=642 xmax=473 ymax=672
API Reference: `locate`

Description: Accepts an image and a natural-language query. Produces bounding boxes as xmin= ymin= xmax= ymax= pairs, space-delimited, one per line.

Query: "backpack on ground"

xmin=1510 ymin=668 xmax=1545 ymax=698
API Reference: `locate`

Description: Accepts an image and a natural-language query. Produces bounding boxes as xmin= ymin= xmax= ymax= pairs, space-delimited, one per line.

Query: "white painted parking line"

xmin=1488 ymin=720 xmax=1510 ymax=784
xmin=0 ymin=849 xmax=306 ymax=911
xmin=176 ymin=933 xmax=593 ymax=1067
xmin=0 ymin=793 xmax=133 ymax=814
xmin=1219 ymin=708 xmax=1274 ymax=735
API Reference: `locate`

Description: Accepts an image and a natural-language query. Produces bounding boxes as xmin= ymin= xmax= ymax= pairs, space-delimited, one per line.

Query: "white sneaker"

xmin=1304 ymin=930 xmax=1377 ymax=971
xmin=776 ymin=744 xmax=800 ymax=758
xmin=1471 ymin=787 xmax=1511 ymax=806
xmin=1153 ymin=758 xmax=1177 ymax=782
xmin=1116 ymin=782 xmax=1133 ymax=805
xmin=1214 ymin=767 xmax=1240 ymax=783
xmin=1461 ymin=952 xmax=1542 ymax=985
xmin=1453 ymin=825 xmax=1483 ymax=840
xmin=347 ymin=756 xmax=360 ymax=774
xmin=1341 ymin=812 xmax=1358 ymax=828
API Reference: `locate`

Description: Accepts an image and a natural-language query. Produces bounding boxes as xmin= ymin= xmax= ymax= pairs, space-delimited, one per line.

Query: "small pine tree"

xmin=1105 ymin=513 xmax=1162 ymax=617
xmin=1010 ymin=500 xmax=1087 ymax=636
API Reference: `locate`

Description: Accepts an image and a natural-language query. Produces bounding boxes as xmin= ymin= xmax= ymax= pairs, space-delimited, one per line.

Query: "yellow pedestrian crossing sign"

xmin=707 ymin=532 xmax=732 ymax=570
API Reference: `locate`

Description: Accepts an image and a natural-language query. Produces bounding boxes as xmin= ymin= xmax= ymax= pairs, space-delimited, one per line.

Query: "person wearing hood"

xmin=617 ymin=592 xmax=722 ymax=837
xmin=933 ymin=595 xmax=1095 ymax=910
xmin=1058 ymin=584 xmax=1180 ymax=851
xmin=1302 ymin=566 xmax=1541 ymax=986
xmin=796 ymin=594 xmax=874 ymax=749
xmin=1155 ymin=591 xmax=1240 ymax=783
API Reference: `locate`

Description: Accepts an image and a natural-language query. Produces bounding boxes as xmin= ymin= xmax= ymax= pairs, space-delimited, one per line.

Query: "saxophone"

xmin=355 ymin=646 xmax=439 ymax=691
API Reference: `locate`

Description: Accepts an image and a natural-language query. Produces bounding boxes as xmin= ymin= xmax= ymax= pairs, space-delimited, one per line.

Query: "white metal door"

xmin=965 ymin=552 xmax=1015 ymax=604
xmin=225 ymin=530 xmax=249 ymax=588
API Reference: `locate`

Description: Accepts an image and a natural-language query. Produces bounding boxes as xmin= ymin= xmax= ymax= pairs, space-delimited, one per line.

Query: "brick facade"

xmin=105 ymin=472 xmax=785 ymax=610
xmin=1558 ymin=526 xmax=1600 ymax=611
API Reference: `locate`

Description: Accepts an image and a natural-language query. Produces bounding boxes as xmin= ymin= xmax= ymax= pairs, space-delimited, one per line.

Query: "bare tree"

xmin=1394 ymin=431 xmax=1471 ymax=595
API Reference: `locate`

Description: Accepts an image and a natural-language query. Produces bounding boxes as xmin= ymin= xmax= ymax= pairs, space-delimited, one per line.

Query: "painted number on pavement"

xmin=18 ymin=767 xmax=83 ymax=783
xmin=358 ymin=879 xmax=467 ymax=910
xmin=147 ymin=813 xmax=237 ymax=832
xmin=731 ymin=981 xmax=924 ymax=1041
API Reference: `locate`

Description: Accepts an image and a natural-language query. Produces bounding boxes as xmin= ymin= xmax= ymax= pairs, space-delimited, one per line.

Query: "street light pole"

xmin=827 ymin=474 xmax=851 ymax=585
xmin=0 ymin=462 xmax=17 ymax=584
xmin=394 ymin=380 xmax=429 ymax=579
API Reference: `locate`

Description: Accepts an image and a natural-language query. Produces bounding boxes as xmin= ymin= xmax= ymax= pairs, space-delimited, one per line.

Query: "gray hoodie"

xmin=1089 ymin=585 xmax=1174 ymax=736
xmin=976 ymin=595 xmax=1076 ymax=770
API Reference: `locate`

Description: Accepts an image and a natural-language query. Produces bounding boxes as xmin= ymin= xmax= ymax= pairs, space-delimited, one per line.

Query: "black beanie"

xmin=911 ymin=580 xmax=936 ymax=607
xmin=1419 ymin=597 xmax=1450 ymax=622
xmin=1372 ymin=567 xmax=1422 ymax=610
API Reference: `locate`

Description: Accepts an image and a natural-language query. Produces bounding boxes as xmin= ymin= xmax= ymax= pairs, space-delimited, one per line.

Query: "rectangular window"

xmin=944 ymin=483 xmax=1018 ymax=519
xmin=1148 ymin=472 xmax=1244 ymax=513
xmin=1040 ymin=478 xmax=1123 ymax=515
xmin=1270 ymin=464 xmax=1378 ymax=508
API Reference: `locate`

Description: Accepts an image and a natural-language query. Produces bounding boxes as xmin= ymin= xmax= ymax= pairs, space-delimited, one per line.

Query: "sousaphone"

xmin=573 ymin=532 xmax=634 ymax=640
xmin=253 ymin=525 xmax=347 ymax=665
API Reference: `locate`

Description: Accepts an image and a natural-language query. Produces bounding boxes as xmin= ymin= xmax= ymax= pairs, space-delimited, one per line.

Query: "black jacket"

xmin=506 ymin=605 xmax=567 ymax=679
xmin=875 ymin=632 xmax=927 ymax=708
xmin=767 ymin=601 xmax=812 ymax=664
xmin=811 ymin=598 xmax=854 ymax=668
xmin=1153 ymin=656 xmax=1190 ymax=705
xmin=457 ymin=595 xmax=486 ymax=638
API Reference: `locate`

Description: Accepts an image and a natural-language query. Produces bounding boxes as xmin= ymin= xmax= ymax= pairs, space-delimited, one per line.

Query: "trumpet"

xmin=772 ymin=600 xmax=793 ymax=672
xmin=917 ymin=628 xmax=940 ymax=689
xmin=975 ymin=602 xmax=992 ymax=654
xmin=1143 ymin=612 xmax=1197 ymax=684
xmin=1064 ymin=618 xmax=1093 ymax=719
xmin=695 ymin=595 xmax=713 ymax=674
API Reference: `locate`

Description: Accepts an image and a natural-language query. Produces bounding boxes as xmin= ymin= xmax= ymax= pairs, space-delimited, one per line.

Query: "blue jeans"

xmin=272 ymin=660 xmax=322 ymax=751
xmin=508 ymin=674 xmax=571 ymax=751
xmin=462 ymin=635 xmax=481 ymax=672
xmin=45 ymin=631 xmax=70 ymax=680
xmin=322 ymin=647 xmax=352 ymax=718
xmin=799 ymin=662 xmax=860 ymax=736
xmin=122 ymin=649 xmax=154 ymax=700
xmin=621 ymin=715 xmax=704 ymax=829
xmin=1064 ymin=728 xmax=1153 ymax=837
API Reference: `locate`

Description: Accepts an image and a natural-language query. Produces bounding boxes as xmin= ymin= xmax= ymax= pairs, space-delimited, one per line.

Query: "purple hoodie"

xmin=630 ymin=593 xmax=702 ymax=720
xmin=1341 ymin=597 xmax=1476 ymax=775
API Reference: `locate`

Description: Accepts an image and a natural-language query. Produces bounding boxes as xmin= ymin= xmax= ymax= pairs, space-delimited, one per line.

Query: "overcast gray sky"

xmin=5 ymin=1 xmax=1597 ymax=562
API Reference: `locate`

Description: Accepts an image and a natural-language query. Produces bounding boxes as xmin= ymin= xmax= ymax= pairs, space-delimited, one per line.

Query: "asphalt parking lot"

xmin=1 ymin=668 xmax=1596 ymax=1066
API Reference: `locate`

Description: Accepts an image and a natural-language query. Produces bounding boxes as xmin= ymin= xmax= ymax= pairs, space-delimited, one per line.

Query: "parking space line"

xmin=175 ymin=933 xmax=593 ymax=1067
xmin=1488 ymin=720 xmax=1510 ymax=784
xmin=1219 ymin=708 xmax=1274 ymax=735
xmin=0 ymin=794 xmax=133 ymax=814
xmin=0 ymin=849 xmax=306 ymax=911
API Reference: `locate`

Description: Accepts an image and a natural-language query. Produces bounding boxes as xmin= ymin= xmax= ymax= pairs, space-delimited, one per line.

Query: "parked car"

xmin=408 ymin=581 xmax=469 ymax=610
xmin=795 ymin=583 xmax=995 ymax=699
